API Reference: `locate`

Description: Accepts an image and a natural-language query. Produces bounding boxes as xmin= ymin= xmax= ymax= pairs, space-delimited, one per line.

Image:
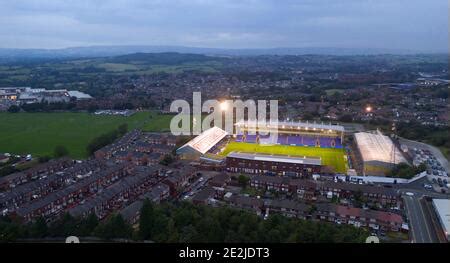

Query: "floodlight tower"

xmin=390 ymin=122 xmax=397 ymax=167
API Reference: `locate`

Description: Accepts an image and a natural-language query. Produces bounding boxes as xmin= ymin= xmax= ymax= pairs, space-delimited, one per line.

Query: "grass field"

xmin=220 ymin=142 xmax=347 ymax=173
xmin=0 ymin=111 xmax=174 ymax=159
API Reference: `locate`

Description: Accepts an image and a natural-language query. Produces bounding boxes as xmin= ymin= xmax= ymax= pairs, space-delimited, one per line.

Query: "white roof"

xmin=235 ymin=120 xmax=344 ymax=132
xmin=18 ymin=93 xmax=39 ymax=100
xmin=354 ymin=131 xmax=406 ymax=164
xmin=432 ymin=199 xmax=450 ymax=236
xmin=227 ymin=151 xmax=322 ymax=166
xmin=178 ymin=126 xmax=227 ymax=155
xmin=68 ymin=90 xmax=93 ymax=99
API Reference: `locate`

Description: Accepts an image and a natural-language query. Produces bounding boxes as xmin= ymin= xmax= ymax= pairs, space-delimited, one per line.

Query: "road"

xmin=401 ymin=189 xmax=441 ymax=243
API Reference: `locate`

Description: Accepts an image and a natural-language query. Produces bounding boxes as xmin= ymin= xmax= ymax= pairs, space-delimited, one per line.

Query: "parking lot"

xmin=407 ymin=142 xmax=449 ymax=193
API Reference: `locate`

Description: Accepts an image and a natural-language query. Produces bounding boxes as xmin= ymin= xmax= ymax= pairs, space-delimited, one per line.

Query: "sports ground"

xmin=220 ymin=141 xmax=348 ymax=173
xmin=0 ymin=111 xmax=173 ymax=159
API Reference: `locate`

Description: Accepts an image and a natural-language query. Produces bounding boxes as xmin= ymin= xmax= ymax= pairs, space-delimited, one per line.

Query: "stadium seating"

xmin=288 ymin=135 xmax=301 ymax=145
xmin=234 ymin=132 xmax=343 ymax=148
xmin=320 ymin=137 xmax=333 ymax=147
xmin=245 ymin=134 xmax=258 ymax=143
xmin=302 ymin=136 xmax=316 ymax=147
xmin=334 ymin=138 xmax=343 ymax=148
xmin=277 ymin=134 xmax=289 ymax=145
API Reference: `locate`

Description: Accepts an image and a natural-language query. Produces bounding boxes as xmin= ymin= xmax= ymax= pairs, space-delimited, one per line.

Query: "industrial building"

xmin=0 ymin=87 xmax=92 ymax=105
xmin=354 ymin=130 xmax=407 ymax=176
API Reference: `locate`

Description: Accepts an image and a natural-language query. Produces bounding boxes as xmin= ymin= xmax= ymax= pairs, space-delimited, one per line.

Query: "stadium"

xmin=176 ymin=120 xmax=349 ymax=177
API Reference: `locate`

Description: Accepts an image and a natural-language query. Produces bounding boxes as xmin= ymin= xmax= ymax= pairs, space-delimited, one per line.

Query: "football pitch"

xmin=220 ymin=142 xmax=348 ymax=173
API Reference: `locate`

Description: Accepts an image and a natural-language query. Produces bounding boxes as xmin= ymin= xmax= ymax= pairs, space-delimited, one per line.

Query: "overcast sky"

xmin=0 ymin=0 xmax=448 ymax=52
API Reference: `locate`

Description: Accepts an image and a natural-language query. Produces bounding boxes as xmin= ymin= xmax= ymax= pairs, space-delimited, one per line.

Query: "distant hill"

xmin=106 ymin=52 xmax=226 ymax=65
xmin=0 ymin=45 xmax=445 ymax=62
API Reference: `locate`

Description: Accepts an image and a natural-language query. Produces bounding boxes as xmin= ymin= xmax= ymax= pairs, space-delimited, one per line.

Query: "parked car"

xmin=423 ymin=184 xmax=433 ymax=190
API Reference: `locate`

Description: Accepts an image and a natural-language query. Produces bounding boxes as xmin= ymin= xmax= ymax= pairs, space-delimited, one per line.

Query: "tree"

xmin=38 ymin=156 xmax=51 ymax=163
xmin=54 ymin=145 xmax=69 ymax=158
xmin=117 ymin=123 xmax=128 ymax=136
xmin=30 ymin=217 xmax=48 ymax=238
xmin=237 ymin=174 xmax=250 ymax=188
xmin=138 ymin=199 xmax=154 ymax=240
xmin=48 ymin=213 xmax=76 ymax=237
xmin=159 ymin=154 xmax=174 ymax=166
xmin=77 ymin=213 xmax=99 ymax=236
xmin=86 ymin=124 xmax=126 ymax=155
xmin=87 ymin=104 xmax=99 ymax=113
xmin=7 ymin=105 xmax=20 ymax=113
xmin=386 ymin=162 xmax=425 ymax=179
xmin=94 ymin=214 xmax=132 ymax=240
xmin=338 ymin=114 xmax=353 ymax=122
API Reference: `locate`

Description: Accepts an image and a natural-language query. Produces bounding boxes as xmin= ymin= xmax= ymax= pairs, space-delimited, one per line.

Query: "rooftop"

xmin=177 ymin=126 xmax=228 ymax=155
xmin=354 ymin=131 xmax=407 ymax=164
xmin=227 ymin=151 xmax=322 ymax=166
xmin=432 ymin=199 xmax=450 ymax=236
xmin=235 ymin=120 xmax=345 ymax=133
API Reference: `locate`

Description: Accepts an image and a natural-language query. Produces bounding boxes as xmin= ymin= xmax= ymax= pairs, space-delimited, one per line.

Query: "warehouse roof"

xmin=354 ymin=131 xmax=406 ymax=164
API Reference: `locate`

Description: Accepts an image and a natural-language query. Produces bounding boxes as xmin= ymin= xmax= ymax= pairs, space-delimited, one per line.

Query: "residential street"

xmin=403 ymin=194 xmax=440 ymax=243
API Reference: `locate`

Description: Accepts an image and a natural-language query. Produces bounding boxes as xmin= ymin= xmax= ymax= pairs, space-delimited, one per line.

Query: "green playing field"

xmin=220 ymin=141 xmax=347 ymax=173
xmin=0 ymin=111 xmax=173 ymax=159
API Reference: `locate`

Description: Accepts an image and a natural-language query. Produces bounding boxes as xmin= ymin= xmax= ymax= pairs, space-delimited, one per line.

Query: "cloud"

xmin=0 ymin=0 xmax=447 ymax=51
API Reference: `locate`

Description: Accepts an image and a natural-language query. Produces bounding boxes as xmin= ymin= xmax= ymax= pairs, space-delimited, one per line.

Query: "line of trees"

xmin=396 ymin=121 xmax=449 ymax=150
xmin=136 ymin=201 xmax=368 ymax=243
xmin=86 ymin=124 xmax=128 ymax=155
xmin=8 ymin=101 xmax=77 ymax=113
xmin=0 ymin=201 xmax=369 ymax=243
xmin=386 ymin=162 xmax=427 ymax=179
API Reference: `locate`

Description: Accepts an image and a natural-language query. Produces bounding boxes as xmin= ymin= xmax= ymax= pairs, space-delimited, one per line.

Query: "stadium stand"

xmin=236 ymin=133 xmax=343 ymax=148
xmin=177 ymin=126 xmax=228 ymax=159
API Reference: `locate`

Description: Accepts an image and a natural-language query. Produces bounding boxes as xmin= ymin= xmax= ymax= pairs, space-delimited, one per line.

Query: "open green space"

xmin=325 ymin=89 xmax=346 ymax=96
xmin=0 ymin=111 xmax=173 ymax=159
xmin=96 ymin=63 xmax=140 ymax=72
xmin=221 ymin=141 xmax=347 ymax=173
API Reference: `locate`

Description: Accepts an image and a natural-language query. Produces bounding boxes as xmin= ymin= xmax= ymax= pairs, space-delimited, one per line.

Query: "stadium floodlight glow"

xmin=220 ymin=101 xmax=228 ymax=111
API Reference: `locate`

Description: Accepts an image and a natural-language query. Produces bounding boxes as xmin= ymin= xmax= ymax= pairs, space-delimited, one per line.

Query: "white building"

xmin=432 ymin=199 xmax=450 ymax=241
xmin=354 ymin=130 xmax=407 ymax=176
